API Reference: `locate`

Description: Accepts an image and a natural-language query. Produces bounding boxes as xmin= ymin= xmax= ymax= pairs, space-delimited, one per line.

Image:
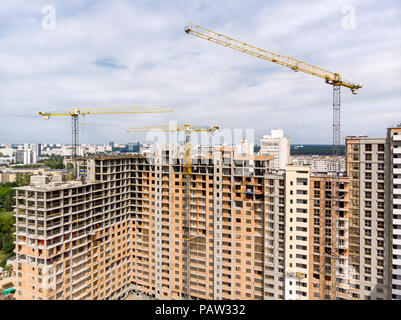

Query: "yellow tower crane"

xmin=184 ymin=23 xmax=362 ymax=158
xmin=185 ymin=23 xmax=362 ymax=300
xmin=38 ymin=107 xmax=173 ymax=177
xmin=127 ymin=123 xmax=219 ymax=299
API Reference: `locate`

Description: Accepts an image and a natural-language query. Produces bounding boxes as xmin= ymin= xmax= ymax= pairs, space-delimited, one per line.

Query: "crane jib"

xmin=185 ymin=23 xmax=361 ymax=93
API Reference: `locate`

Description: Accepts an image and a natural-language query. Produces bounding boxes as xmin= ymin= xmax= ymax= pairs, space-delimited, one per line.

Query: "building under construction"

xmin=13 ymin=146 xmax=285 ymax=300
xmin=13 ymin=129 xmax=399 ymax=300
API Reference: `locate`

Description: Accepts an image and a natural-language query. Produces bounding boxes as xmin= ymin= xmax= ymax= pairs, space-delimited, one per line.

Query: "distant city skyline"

xmin=0 ymin=141 xmax=348 ymax=147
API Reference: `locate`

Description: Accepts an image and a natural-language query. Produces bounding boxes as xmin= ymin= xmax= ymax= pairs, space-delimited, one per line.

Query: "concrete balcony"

xmin=72 ymin=281 xmax=89 ymax=295
xmin=393 ymin=268 xmax=401 ymax=276
xmin=337 ymin=281 xmax=350 ymax=289
xmin=394 ymin=158 xmax=401 ymax=164
xmin=16 ymin=221 xmax=27 ymax=228
xmin=394 ymin=179 xmax=401 ymax=185
xmin=392 ymin=289 xmax=401 ymax=299
xmin=394 ymin=208 xmax=401 ymax=215
xmin=394 ymin=135 xmax=401 ymax=141
xmin=393 ymin=248 xmax=401 ymax=256
xmin=394 ymin=199 xmax=401 ymax=205
xmin=392 ymin=278 xmax=401 ymax=287
xmin=72 ymin=264 xmax=91 ymax=277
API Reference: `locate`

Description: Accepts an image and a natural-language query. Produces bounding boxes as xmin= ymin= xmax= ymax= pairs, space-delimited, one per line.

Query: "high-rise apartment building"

xmin=15 ymin=146 xmax=37 ymax=165
xmin=308 ymin=175 xmax=351 ymax=300
xmin=14 ymin=173 xmax=132 ymax=300
xmin=264 ymin=172 xmax=286 ymax=299
xmin=24 ymin=149 xmax=37 ymax=165
xmin=13 ymin=127 xmax=400 ymax=300
xmin=15 ymin=150 xmax=25 ymax=164
xmin=14 ymin=147 xmax=288 ymax=300
xmin=260 ymin=129 xmax=290 ymax=170
xmin=283 ymin=165 xmax=310 ymax=300
xmin=36 ymin=144 xmax=42 ymax=158
xmin=345 ymin=136 xmax=389 ymax=300
xmin=386 ymin=126 xmax=401 ymax=299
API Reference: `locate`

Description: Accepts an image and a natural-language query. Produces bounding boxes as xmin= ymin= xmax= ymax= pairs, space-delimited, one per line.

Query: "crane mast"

xmin=185 ymin=23 xmax=362 ymax=300
xmin=128 ymin=123 xmax=219 ymax=299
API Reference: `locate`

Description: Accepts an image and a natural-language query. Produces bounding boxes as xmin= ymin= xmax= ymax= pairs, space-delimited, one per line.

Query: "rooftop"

xmin=15 ymin=178 xmax=93 ymax=192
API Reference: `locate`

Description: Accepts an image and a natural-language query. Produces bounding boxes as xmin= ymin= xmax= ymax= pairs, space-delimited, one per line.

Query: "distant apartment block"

xmin=15 ymin=148 xmax=37 ymax=165
xmin=260 ymin=129 xmax=290 ymax=170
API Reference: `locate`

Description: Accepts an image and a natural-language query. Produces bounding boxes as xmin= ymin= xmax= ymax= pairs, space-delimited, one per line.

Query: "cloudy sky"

xmin=0 ymin=0 xmax=400 ymax=145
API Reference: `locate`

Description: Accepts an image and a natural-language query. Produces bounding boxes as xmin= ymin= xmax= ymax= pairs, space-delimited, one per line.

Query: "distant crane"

xmin=128 ymin=124 xmax=219 ymax=173
xmin=38 ymin=107 xmax=173 ymax=177
xmin=127 ymin=123 xmax=219 ymax=299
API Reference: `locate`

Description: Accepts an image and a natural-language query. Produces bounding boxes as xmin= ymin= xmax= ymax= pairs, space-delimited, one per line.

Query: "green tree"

xmin=16 ymin=173 xmax=31 ymax=187
xmin=3 ymin=194 xmax=14 ymax=212
xmin=0 ymin=183 xmax=16 ymax=212
xmin=1 ymin=234 xmax=14 ymax=254
xmin=38 ymin=156 xmax=65 ymax=169
xmin=0 ymin=212 xmax=15 ymax=255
